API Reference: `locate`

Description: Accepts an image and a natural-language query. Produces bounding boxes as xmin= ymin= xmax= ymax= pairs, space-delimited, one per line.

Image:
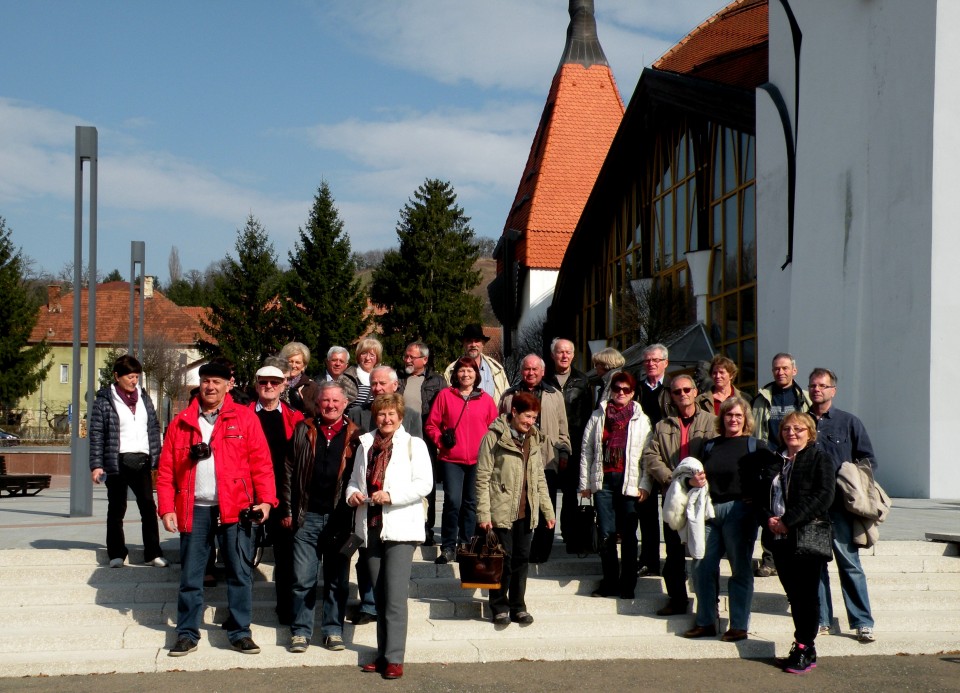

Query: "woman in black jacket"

xmin=757 ymin=411 xmax=835 ymax=675
xmin=88 ymin=354 xmax=165 ymax=568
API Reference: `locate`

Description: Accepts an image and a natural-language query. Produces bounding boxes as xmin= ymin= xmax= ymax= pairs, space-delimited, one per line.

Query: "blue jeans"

xmin=594 ymin=471 xmax=638 ymax=596
xmin=819 ymin=507 xmax=874 ymax=629
xmin=291 ymin=511 xmax=349 ymax=639
xmin=440 ymin=461 xmax=478 ymax=552
xmin=692 ymin=500 xmax=757 ymax=630
xmin=177 ymin=505 xmax=254 ymax=643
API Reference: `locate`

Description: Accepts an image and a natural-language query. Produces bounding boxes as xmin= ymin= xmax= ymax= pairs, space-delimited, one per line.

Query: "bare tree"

xmin=503 ymin=313 xmax=549 ymax=385
xmin=57 ymin=261 xmax=104 ymax=291
xmin=168 ymin=246 xmax=182 ymax=285
xmin=140 ymin=333 xmax=187 ymax=431
xmin=629 ymin=279 xmax=694 ymax=347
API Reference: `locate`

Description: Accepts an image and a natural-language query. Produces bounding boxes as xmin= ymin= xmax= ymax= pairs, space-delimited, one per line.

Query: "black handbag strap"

xmin=450 ymin=397 xmax=470 ymax=432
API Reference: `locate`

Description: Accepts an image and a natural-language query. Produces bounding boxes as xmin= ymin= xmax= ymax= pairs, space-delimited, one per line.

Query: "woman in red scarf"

xmin=579 ymin=371 xmax=652 ymax=599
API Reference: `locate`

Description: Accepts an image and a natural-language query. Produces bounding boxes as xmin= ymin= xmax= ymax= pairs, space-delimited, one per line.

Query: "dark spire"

xmin=558 ymin=0 xmax=609 ymax=69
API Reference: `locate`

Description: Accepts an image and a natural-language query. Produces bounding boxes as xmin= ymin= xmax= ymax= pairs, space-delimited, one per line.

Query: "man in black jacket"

xmin=398 ymin=341 xmax=446 ymax=545
xmin=545 ymin=338 xmax=595 ymax=546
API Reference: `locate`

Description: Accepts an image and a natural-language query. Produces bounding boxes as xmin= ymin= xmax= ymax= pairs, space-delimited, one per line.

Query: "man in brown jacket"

xmin=640 ymin=373 xmax=717 ymax=616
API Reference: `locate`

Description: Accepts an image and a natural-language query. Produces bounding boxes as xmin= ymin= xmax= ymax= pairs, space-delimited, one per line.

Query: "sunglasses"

xmin=671 ymin=387 xmax=694 ymax=395
xmin=610 ymin=385 xmax=633 ymax=394
xmin=257 ymin=380 xmax=283 ymax=387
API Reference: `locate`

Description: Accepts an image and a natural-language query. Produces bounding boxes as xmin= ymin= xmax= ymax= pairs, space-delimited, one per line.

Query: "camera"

xmin=189 ymin=442 xmax=212 ymax=461
xmin=440 ymin=428 xmax=457 ymax=449
xmin=239 ymin=504 xmax=264 ymax=527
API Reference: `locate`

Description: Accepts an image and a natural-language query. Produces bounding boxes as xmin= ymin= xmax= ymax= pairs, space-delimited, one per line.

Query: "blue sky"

xmin=0 ymin=0 xmax=725 ymax=284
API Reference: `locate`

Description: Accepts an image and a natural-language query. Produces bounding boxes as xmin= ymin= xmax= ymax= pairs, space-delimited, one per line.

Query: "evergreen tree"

xmin=371 ymin=179 xmax=482 ymax=369
xmin=198 ymin=215 xmax=282 ymax=388
xmin=0 ymin=218 xmax=51 ymax=416
xmin=280 ymin=181 xmax=369 ymax=372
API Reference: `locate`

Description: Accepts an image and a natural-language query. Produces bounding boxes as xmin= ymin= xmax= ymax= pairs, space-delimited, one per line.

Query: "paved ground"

xmin=1 ymin=655 xmax=959 ymax=692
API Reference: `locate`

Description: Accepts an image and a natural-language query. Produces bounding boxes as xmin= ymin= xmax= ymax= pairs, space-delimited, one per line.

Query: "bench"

xmin=0 ymin=456 xmax=51 ymax=497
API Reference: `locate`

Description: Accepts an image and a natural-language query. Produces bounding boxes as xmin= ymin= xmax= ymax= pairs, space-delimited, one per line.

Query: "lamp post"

xmin=70 ymin=126 xmax=97 ymax=517
xmin=129 ymin=241 xmax=145 ymax=361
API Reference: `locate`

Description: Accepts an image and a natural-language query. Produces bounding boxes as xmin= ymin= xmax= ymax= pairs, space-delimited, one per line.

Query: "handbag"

xmin=338 ymin=508 xmax=364 ymax=557
xmin=564 ymin=497 xmax=599 ymax=556
xmin=440 ymin=397 xmax=470 ymax=449
xmin=457 ymin=529 xmax=506 ymax=589
xmin=119 ymin=452 xmax=150 ymax=472
xmin=791 ymin=517 xmax=833 ymax=561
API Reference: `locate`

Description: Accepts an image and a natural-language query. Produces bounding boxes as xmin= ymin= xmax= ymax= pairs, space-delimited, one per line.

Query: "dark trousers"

xmin=490 ymin=518 xmax=533 ymax=617
xmin=558 ymin=457 xmax=580 ymax=543
xmin=529 ymin=468 xmax=558 ymax=563
xmin=595 ymin=471 xmax=638 ymax=597
xmin=662 ymin=505 xmax=689 ymax=607
xmin=267 ymin=514 xmax=294 ymax=623
xmin=637 ymin=489 xmax=661 ymax=573
xmin=772 ymin=541 xmax=825 ymax=647
xmin=105 ymin=463 xmax=163 ymax=562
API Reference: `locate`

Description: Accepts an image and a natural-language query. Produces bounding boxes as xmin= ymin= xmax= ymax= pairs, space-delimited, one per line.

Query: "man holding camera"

xmin=157 ymin=362 xmax=276 ymax=657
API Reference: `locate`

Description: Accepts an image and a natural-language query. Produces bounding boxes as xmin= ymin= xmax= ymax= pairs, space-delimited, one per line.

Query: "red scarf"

xmin=114 ymin=384 xmax=139 ymax=415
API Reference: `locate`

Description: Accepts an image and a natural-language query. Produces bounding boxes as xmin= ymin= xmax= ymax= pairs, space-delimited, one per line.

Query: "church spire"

xmin=558 ymin=0 xmax=609 ymax=69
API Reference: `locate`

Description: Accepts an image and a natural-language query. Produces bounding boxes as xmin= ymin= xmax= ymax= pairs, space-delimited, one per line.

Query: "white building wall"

xmin=759 ymin=0 xmax=946 ymax=497
xmin=518 ymin=268 xmax=559 ymax=335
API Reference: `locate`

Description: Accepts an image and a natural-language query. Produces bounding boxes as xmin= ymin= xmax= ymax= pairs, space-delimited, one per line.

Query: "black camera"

xmin=239 ymin=504 xmax=264 ymax=527
xmin=440 ymin=428 xmax=457 ymax=449
xmin=189 ymin=442 xmax=212 ymax=461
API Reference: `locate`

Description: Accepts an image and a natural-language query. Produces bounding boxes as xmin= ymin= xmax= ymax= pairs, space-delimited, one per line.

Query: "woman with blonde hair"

xmin=342 ymin=337 xmax=383 ymax=407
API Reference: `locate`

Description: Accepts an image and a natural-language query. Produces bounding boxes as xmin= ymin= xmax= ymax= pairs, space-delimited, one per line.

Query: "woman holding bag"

xmin=756 ymin=411 xmax=835 ymax=674
xmin=425 ymin=357 xmax=498 ymax=564
xmin=477 ymin=391 xmax=556 ymax=626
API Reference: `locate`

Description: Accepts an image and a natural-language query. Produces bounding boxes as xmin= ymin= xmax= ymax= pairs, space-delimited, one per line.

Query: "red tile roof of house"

xmin=501 ymin=5 xmax=624 ymax=271
xmin=653 ymin=0 xmax=768 ymax=89
xmin=31 ymin=282 xmax=213 ymax=347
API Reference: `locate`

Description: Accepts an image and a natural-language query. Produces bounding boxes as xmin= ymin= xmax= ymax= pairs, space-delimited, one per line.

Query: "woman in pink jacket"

xmin=425 ymin=357 xmax=498 ymax=564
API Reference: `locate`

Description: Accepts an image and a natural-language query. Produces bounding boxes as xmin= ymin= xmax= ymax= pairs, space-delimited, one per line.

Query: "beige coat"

xmin=837 ymin=459 xmax=892 ymax=548
xmin=640 ymin=410 xmax=718 ymax=493
xmin=499 ymin=385 xmax=571 ymax=473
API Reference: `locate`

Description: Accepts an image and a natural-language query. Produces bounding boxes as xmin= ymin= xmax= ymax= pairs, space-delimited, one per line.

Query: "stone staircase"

xmin=1 ymin=539 xmax=958 ymax=677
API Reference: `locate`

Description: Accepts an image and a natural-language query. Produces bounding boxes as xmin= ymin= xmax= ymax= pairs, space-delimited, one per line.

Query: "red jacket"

xmin=157 ymin=393 xmax=277 ymax=533
xmin=425 ymin=387 xmax=498 ymax=465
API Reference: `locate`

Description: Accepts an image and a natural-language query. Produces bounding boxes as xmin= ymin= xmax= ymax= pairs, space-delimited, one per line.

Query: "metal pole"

xmin=70 ymin=126 xmax=97 ymax=517
xmin=129 ymin=241 xmax=145 ymax=357
xmin=138 ymin=248 xmax=145 ymax=361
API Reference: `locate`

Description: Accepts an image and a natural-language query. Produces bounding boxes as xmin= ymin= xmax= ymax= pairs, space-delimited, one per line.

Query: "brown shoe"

xmin=683 ymin=624 xmax=717 ymax=638
xmin=721 ymin=628 xmax=748 ymax=642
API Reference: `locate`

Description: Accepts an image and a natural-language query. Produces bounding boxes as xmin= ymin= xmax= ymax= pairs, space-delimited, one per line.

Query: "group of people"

xmin=582 ymin=346 xmax=877 ymax=675
xmin=88 ymin=325 xmax=878 ymax=678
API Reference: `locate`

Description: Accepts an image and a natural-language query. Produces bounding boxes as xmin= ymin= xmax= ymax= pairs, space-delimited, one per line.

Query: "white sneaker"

xmin=109 ymin=557 xmax=124 ymax=568
xmin=857 ymin=626 xmax=876 ymax=643
xmin=818 ymin=625 xmax=831 ymax=635
xmin=146 ymin=557 xmax=170 ymax=567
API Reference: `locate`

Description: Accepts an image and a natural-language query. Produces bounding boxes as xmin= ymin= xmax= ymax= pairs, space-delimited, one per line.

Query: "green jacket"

xmin=476 ymin=416 xmax=555 ymax=529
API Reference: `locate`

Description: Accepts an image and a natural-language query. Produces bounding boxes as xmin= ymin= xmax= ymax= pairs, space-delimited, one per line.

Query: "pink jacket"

xmin=425 ymin=387 xmax=498 ymax=465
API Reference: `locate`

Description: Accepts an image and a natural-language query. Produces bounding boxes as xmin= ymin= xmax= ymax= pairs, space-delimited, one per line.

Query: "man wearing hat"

xmin=443 ymin=323 xmax=509 ymax=403
xmin=249 ymin=358 xmax=304 ymax=626
xmin=157 ymin=360 xmax=276 ymax=657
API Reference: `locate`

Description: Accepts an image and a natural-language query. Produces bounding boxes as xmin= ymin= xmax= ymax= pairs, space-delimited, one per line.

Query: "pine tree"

xmin=280 ymin=181 xmax=369 ymax=372
xmin=371 ymin=179 xmax=482 ymax=369
xmin=198 ymin=215 xmax=282 ymax=388
xmin=0 ymin=217 xmax=51 ymax=416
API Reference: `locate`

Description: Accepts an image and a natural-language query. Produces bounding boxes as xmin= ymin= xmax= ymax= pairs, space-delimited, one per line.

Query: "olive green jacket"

xmin=476 ymin=416 xmax=555 ymax=530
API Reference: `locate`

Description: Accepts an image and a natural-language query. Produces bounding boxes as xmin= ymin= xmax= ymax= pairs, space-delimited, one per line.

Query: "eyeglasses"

xmin=257 ymin=380 xmax=283 ymax=388
xmin=403 ymin=354 xmax=425 ymax=361
xmin=781 ymin=425 xmax=808 ymax=434
xmin=671 ymin=387 xmax=693 ymax=395
xmin=808 ymin=384 xmax=835 ymax=390
xmin=610 ymin=385 xmax=633 ymax=394
xmin=641 ymin=358 xmax=665 ymax=364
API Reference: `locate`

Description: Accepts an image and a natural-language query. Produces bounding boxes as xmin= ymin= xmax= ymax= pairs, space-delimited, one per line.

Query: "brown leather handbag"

xmin=457 ymin=529 xmax=506 ymax=589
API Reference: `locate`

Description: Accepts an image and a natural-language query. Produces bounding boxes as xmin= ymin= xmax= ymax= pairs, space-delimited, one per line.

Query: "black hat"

xmin=458 ymin=323 xmax=490 ymax=343
xmin=198 ymin=362 xmax=233 ymax=379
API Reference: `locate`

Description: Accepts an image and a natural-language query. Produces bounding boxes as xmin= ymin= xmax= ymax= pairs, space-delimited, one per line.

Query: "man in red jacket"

xmin=157 ymin=361 xmax=276 ymax=657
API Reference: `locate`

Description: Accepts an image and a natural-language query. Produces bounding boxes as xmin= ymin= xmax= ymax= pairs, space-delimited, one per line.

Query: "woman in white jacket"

xmin=347 ymin=393 xmax=432 ymax=680
xmin=579 ymin=371 xmax=652 ymax=599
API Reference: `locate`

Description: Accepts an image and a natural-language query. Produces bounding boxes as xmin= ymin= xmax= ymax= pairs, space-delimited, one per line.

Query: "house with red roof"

xmin=490 ymin=0 xmax=624 ymax=356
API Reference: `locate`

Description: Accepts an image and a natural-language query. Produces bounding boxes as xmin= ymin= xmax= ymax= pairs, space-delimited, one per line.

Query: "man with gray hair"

xmin=500 ymin=354 xmax=571 ymax=563
xmin=398 ymin=340 xmax=446 ymax=546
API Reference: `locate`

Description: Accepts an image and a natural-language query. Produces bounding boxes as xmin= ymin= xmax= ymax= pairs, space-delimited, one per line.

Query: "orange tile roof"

xmin=503 ymin=62 xmax=624 ymax=270
xmin=653 ymin=0 xmax=768 ymax=89
xmin=31 ymin=282 xmax=214 ymax=347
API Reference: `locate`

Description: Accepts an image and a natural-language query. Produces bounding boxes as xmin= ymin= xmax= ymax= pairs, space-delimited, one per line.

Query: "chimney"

xmin=47 ymin=285 xmax=62 ymax=313
xmin=144 ymin=276 xmax=154 ymax=299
